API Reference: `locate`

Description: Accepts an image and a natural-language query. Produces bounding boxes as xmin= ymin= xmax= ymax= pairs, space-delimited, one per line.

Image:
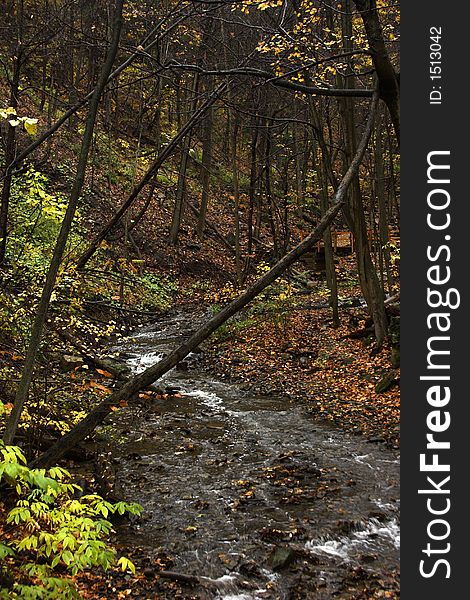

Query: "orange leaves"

xmin=0 ymin=349 xmax=23 ymax=361
xmin=78 ymin=379 xmax=112 ymax=396
xmin=95 ymin=368 xmax=113 ymax=378
xmin=88 ymin=380 xmax=111 ymax=394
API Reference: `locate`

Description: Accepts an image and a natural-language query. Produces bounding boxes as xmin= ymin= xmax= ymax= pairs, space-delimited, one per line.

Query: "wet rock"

xmin=98 ymin=357 xmax=132 ymax=377
xmin=143 ymin=568 xmax=156 ymax=579
xmin=270 ymin=546 xmax=297 ymax=571
xmin=239 ymin=559 xmax=262 ymax=577
xmin=336 ymin=519 xmax=362 ymax=534
xmin=375 ymin=370 xmax=397 ymax=394
xmin=164 ymin=386 xmax=182 ymax=395
xmin=368 ymin=510 xmax=388 ymax=522
xmin=60 ymin=354 xmax=83 ymax=372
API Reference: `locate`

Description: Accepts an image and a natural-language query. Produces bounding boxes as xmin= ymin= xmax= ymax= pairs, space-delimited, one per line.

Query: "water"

xmin=105 ymin=307 xmax=400 ymax=598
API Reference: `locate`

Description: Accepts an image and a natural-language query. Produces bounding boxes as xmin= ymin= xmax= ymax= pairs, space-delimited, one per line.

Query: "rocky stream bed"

xmin=96 ymin=308 xmax=399 ymax=599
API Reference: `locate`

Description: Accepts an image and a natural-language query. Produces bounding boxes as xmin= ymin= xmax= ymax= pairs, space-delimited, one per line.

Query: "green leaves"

xmin=0 ymin=442 xmax=27 ymax=464
xmin=117 ymin=556 xmax=136 ymax=574
xmin=0 ymin=444 xmax=143 ymax=597
xmin=0 ymin=543 xmax=15 ymax=559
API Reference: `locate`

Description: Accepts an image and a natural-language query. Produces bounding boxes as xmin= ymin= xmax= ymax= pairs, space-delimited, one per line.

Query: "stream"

xmin=103 ymin=307 xmax=400 ymax=599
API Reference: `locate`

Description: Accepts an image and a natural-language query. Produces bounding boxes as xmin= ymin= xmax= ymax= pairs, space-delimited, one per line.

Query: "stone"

xmin=270 ymin=546 xmax=296 ymax=571
xmin=375 ymin=370 xmax=397 ymax=394
xmin=60 ymin=354 xmax=83 ymax=372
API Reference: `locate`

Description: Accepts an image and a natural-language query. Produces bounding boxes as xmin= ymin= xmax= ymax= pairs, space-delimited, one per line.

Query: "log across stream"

xmin=101 ymin=307 xmax=399 ymax=599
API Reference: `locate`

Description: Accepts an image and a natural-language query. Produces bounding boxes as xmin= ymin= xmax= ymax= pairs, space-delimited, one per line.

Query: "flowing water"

xmin=105 ymin=307 xmax=399 ymax=598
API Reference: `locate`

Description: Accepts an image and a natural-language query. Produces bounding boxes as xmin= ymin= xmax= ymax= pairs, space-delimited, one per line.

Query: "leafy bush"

xmin=138 ymin=272 xmax=178 ymax=311
xmin=0 ymin=431 xmax=142 ymax=599
xmin=8 ymin=167 xmax=84 ymax=272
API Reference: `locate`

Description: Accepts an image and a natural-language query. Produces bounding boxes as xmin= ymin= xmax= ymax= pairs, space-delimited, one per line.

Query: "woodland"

xmin=0 ymin=0 xmax=400 ymax=598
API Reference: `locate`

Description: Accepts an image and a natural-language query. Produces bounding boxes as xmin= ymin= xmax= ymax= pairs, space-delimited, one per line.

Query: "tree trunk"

xmin=340 ymin=0 xmax=388 ymax=347
xmin=2 ymin=0 xmax=125 ymax=445
xmin=0 ymin=48 xmax=22 ymax=264
xmin=232 ymin=114 xmax=242 ymax=283
xmin=375 ymin=110 xmax=394 ymax=293
xmin=30 ymin=89 xmax=378 ymax=468
xmin=264 ymin=118 xmax=279 ymax=259
xmin=197 ymin=102 xmax=213 ymax=239
xmin=352 ymin=0 xmax=400 ymax=141
xmin=243 ymin=117 xmax=260 ymax=279
xmin=309 ymin=99 xmax=340 ymax=326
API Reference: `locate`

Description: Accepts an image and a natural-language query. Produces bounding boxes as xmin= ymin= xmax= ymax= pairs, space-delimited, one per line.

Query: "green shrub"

xmin=0 ymin=430 xmax=142 ymax=599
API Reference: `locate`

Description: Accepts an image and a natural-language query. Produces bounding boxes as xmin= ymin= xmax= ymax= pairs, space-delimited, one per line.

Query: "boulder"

xmin=270 ymin=546 xmax=296 ymax=571
xmin=60 ymin=354 xmax=83 ymax=372
xmin=375 ymin=370 xmax=397 ymax=394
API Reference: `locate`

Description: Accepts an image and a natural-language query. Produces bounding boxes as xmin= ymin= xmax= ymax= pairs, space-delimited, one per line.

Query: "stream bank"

xmin=88 ymin=306 xmax=400 ymax=599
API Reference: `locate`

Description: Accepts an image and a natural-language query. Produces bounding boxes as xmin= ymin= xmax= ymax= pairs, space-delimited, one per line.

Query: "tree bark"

xmin=309 ymin=99 xmax=339 ymax=326
xmin=352 ymin=0 xmax=400 ymax=141
xmin=340 ymin=1 xmax=388 ymax=347
xmin=197 ymin=102 xmax=213 ymax=239
xmin=0 ymin=49 xmax=22 ymax=264
xmin=170 ymin=74 xmax=199 ymax=245
xmin=30 ymin=89 xmax=379 ymax=468
xmin=231 ymin=114 xmax=242 ymax=283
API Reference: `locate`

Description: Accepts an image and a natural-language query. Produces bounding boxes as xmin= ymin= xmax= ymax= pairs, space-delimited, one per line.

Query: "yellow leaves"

xmin=0 ymin=109 xmax=38 ymax=135
xmin=0 ymin=106 xmax=16 ymax=117
xmin=234 ymin=479 xmax=250 ymax=487
xmin=23 ymin=118 xmax=38 ymax=135
xmin=117 ymin=556 xmax=136 ymax=575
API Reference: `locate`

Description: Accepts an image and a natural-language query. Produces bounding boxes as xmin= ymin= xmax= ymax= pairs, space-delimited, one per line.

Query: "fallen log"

xmin=56 ymin=329 xmax=131 ymax=379
xmin=30 ymin=89 xmax=379 ymax=469
xmin=157 ymin=571 xmax=200 ymax=585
